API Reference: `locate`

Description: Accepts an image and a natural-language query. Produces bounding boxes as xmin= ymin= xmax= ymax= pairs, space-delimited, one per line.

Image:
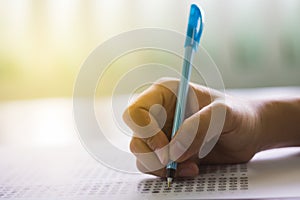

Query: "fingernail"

xmin=156 ymin=148 xmax=168 ymax=165
xmin=170 ymin=141 xmax=186 ymax=161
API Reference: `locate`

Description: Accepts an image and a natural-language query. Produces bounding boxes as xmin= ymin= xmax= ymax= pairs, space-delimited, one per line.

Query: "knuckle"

xmin=213 ymin=99 xmax=232 ymax=117
xmin=127 ymin=103 xmax=139 ymax=118
xmin=212 ymin=99 xmax=226 ymax=109
xmin=144 ymin=136 xmax=157 ymax=151
xmin=124 ymin=103 xmax=149 ymax=128
xmin=122 ymin=103 xmax=138 ymax=124
xmin=129 ymin=138 xmax=142 ymax=153
xmin=210 ymin=99 xmax=231 ymax=117
xmin=155 ymin=77 xmax=178 ymax=85
xmin=152 ymin=78 xmax=181 ymax=99
xmin=154 ymin=78 xmax=180 ymax=92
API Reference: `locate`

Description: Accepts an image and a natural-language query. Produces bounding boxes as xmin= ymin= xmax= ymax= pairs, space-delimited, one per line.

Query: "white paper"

xmin=1 ymin=146 xmax=300 ymax=200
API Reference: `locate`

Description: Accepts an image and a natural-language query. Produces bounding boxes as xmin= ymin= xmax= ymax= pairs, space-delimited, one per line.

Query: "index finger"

xmin=123 ymin=81 xmax=174 ymax=165
xmin=123 ymin=78 xmax=185 ymax=138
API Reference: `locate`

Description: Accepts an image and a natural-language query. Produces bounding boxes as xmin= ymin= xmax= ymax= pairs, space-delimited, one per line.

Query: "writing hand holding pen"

xmin=122 ymin=0 xmax=300 ymax=185
xmin=123 ymin=78 xmax=263 ymax=178
xmin=123 ymin=78 xmax=300 ymax=178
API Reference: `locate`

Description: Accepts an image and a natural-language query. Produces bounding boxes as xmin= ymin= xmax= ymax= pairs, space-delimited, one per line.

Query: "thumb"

xmin=169 ymin=101 xmax=227 ymax=162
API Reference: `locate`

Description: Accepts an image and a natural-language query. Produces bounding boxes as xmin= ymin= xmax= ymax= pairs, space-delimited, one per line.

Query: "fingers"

xmin=139 ymin=130 xmax=170 ymax=165
xmin=123 ymin=81 xmax=175 ymax=166
xmin=123 ymin=79 xmax=180 ymax=138
xmin=130 ymin=136 xmax=167 ymax=172
xmin=123 ymin=78 xmax=228 ymax=177
xmin=170 ymin=100 xmax=233 ymax=163
xmin=136 ymin=156 xmax=199 ymax=178
xmin=142 ymin=131 xmax=169 ymax=165
xmin=169 ymin=106 xmax=210 ymax=162
xmin=177 ymin=160 xmax=199 ymax=177
xmin=136 ymin=160 xmax=166 ymax=177
xmin=123 ymin=78 xmax=203 ymax=140
xmin=130 ymin=136 xmax=200 ymax=177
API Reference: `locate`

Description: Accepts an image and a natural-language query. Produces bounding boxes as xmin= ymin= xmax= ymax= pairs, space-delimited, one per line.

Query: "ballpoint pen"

xmin=166 ymin=4 xmax=204 ymax=187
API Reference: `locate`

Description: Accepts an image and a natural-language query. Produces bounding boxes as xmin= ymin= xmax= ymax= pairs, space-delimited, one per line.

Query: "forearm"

xmin=258 ymin=98 xmax=300 ymax=151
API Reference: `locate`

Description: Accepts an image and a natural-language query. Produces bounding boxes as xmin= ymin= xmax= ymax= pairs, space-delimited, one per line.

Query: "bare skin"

xmin=123 ymin=78 xmax=300 ymax=178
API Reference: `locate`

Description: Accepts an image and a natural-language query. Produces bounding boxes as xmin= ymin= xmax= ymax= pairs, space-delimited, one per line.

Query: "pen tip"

xmin=167 ymin=177 xmax=173 ymax=188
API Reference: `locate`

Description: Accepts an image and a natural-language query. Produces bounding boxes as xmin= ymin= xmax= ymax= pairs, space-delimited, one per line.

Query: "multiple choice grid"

xmin=0 ymin=163 xmax=248 ymax=199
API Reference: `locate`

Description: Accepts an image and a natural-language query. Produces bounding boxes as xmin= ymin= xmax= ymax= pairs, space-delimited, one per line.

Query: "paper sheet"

xmin=0 ymin=146 xmax=300 ymax=200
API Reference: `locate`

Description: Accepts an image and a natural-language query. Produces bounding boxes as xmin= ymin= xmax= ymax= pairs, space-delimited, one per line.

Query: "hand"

xmin=123 ymin=78 xmax=261 ymax=178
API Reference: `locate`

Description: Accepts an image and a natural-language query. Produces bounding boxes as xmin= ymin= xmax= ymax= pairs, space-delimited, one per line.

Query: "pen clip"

xmin=185 ymin=4 xmax=204 ymax=51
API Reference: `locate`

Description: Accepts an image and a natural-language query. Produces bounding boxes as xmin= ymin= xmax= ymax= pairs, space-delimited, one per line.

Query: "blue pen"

xmin=166 ymin=4 xmax=204 ymax=187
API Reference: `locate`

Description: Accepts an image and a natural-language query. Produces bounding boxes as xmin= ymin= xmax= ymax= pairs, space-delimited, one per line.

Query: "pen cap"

xmin=185 ymin=4 xmax=204 ymax=51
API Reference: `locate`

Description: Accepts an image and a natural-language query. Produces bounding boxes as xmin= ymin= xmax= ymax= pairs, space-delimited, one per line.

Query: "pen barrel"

xmin=167 ymin=160 xmax=177 ymax=170
xmin=170 ymin=46 xmax=194 ymax=138
xmin=166 ymin=4 xmax=202 ymax=181
xmin=166 ymin=47 xmax=194 ymax=171
xmin=166 ymin=167 xmax=176 ymax=178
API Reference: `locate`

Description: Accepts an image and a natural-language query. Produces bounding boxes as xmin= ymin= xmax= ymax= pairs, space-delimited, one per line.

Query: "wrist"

xmin=257 ymin=98 xmax=300 ymax=151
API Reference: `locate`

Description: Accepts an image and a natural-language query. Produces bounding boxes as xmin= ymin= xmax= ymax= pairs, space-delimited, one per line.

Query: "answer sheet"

xmin=0 ymin=146 xmax=300 ymax=200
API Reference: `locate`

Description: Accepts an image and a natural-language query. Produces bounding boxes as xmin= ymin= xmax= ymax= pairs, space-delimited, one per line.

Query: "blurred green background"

xmin=0 ymin=0 xmax=300 ymax=101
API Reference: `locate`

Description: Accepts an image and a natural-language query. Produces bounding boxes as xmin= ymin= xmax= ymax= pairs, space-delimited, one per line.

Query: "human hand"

xmin=123 ymin=78 xmax=261 ymax=178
